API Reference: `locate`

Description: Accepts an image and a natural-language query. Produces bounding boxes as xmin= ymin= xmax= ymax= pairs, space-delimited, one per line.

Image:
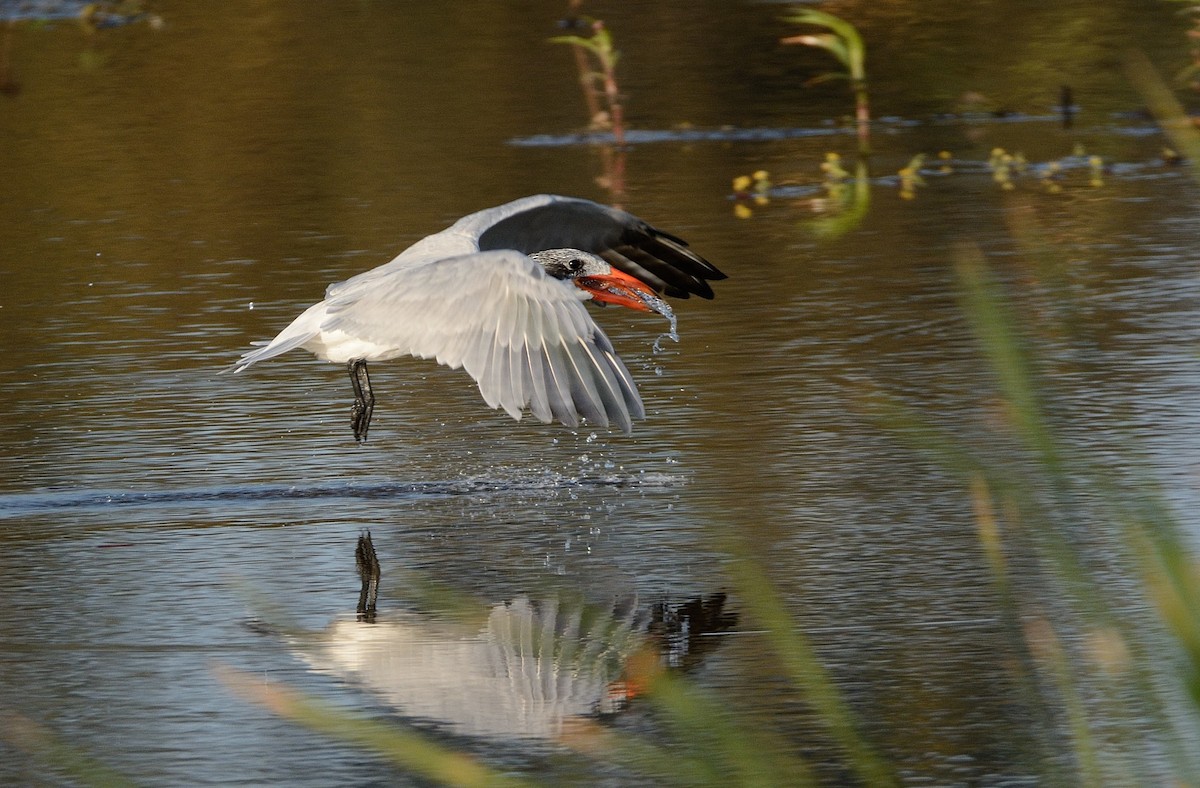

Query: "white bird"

xmin=226 ymin=194 xmax=725 ymax=441
xmin=296 ymin=597 xmax=652 ymax=740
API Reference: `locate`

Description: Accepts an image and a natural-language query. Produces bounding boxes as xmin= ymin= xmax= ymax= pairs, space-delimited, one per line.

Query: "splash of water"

xmin=633 ymin=291 xmax=679 ymax=354
xmin=592 ymin=281 xmax=679 ymax=365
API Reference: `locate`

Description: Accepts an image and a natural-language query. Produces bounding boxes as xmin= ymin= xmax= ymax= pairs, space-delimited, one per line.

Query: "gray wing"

xmin=322 ymin=250 xmax=644 ymax=433
xmin=469 ymin=195 xmax=726 ymax=299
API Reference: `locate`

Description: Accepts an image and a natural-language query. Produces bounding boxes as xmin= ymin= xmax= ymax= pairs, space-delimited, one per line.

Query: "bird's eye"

xmin=569 ymin=258 xmax=585 ymax=273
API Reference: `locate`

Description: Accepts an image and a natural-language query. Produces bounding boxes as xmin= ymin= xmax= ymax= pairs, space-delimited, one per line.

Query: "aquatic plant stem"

xmin=565 ymin=1 xmax=603 ymax=124
xmin=852 ymin=80 xmax=870 ymax=154
xmin=1123 ymin=50 xmax=1200 ymax=182
xmin=550 ymin=14 xmax=626 ymax=146
xmin=782 ymin=9 xmax=870 ymax=155
xmin=595 ymin=22 xmax=626 ymax=147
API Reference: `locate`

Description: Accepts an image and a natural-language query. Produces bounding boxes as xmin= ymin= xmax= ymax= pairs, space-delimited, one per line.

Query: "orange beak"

xmin=575 ymin=268 xmax=657 ymax=312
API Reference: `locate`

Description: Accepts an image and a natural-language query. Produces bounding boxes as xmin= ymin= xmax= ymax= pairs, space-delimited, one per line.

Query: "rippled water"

xmin=1 ymin=2 xmax=1198 ymax=785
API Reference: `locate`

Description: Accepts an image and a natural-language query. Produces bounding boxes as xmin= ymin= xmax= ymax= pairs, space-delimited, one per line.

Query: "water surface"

xmin=1 ymin=2 xmax=1198 ymax=784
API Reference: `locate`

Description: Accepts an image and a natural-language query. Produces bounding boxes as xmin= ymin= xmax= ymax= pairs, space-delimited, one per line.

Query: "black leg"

xmin=355 ymin=531 xmax=380 ymax=623
xmin=347 ymin=359 xmax=374 ymax=443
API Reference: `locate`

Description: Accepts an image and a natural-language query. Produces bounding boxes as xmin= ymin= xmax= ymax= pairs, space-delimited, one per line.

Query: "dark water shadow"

xmin=506 ymin=112 xmax=1148 ymax=149
xmin=0 ymin=471 xmax=687 ymax=520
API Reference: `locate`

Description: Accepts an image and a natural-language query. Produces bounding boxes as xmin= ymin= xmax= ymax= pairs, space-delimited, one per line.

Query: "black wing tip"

xmin=664 ymin=284 xmax=715 ymax=300
xmin=643 ymin=230 xmax=726 ymax=298
xmin=481 ymin=197 xmax=728 ymax=298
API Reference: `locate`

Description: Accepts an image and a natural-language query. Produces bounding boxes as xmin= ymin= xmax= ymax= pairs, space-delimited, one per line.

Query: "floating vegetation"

xmin=989 ymin=147 xmax=1019 ymax=191
xmin=1040 ymin=161 xmax=1064 ymax=193
xmin=731 ymin=170 xmax=771 ymax=199
xmin=728 ymin=138 xmax=1162 ymax=228
xmin=731 ymin=170 xmax=772 ymax=217
xmin=820 ymin=151 xmax=850 ymax=183
xmin=897 ymin=154 xmax=926 ymax=200
xmin=982 ymin=146 xmax=1111 ymax=194
xmin=751 ymin=169 xmax=772 ymax=196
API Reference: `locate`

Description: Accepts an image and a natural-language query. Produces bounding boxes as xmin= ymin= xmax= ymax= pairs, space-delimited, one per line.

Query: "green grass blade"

xmin=0 ymin=712 xmax=137 ymax=788
xmin=723 ymin=545 xmax=898 ymax=787
xmin=217 ymin=665 xmax=537 ymax=788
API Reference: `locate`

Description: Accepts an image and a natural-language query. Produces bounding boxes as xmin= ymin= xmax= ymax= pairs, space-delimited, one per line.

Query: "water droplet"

xmin=627 ymin=289 xmax=681 ymax=353
xmin=644 ymin=295 xmax=681 ymax=353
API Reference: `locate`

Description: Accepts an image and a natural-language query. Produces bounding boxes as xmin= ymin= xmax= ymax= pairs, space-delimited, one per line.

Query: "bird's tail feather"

xmin=221 ymin=302 xmax=324 ymax=374
xmin=222 ymin=332 xmax=316 ymax=374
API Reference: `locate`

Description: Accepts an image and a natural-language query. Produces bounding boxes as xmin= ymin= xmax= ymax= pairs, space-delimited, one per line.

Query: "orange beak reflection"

xmin=575 ymin=268 xmax=657 ymax=312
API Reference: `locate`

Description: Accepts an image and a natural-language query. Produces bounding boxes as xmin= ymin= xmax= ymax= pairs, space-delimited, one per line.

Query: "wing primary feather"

xmin=560 ymin=339 xmax=611 ymax=430
xmin=473 ymin=329 xmax=505 ymax=411
xmin=545 ymin=300 xmax=606 ymax=426
xmin=541 ymin=340 xmax=579 ymax=428
xmin=604 ymin=348 xmax=644 ymax=420
xmin=523 ymin=342 xmax=551 ymax=423
xmin=647 ymin=231 xmax=727 ymax=280
xmin=503 ymin=294 xmax=530 ymax=415
xmin=574 ymin=339 xmax=632 ymax=434
xmin=589 ymin=327 xmax=644 ymax=418
xmin=506 ymin=343 xmax=527 ymax=420
xmin=521 ymin=297 xmax=552 ymax=423
xmin=489 ymin=334 xmax=520 ymax=418
xmin=603 ymin=248 xmax=702 ymax=299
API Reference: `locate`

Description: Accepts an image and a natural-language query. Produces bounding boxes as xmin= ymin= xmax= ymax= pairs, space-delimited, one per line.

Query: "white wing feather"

xmin=320 ymin=250 xmax=644 ymax=432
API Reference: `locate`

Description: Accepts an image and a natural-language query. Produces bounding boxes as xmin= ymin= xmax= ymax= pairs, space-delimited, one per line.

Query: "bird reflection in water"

xmin=286 ymin=533 xmax=736 ymax=741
